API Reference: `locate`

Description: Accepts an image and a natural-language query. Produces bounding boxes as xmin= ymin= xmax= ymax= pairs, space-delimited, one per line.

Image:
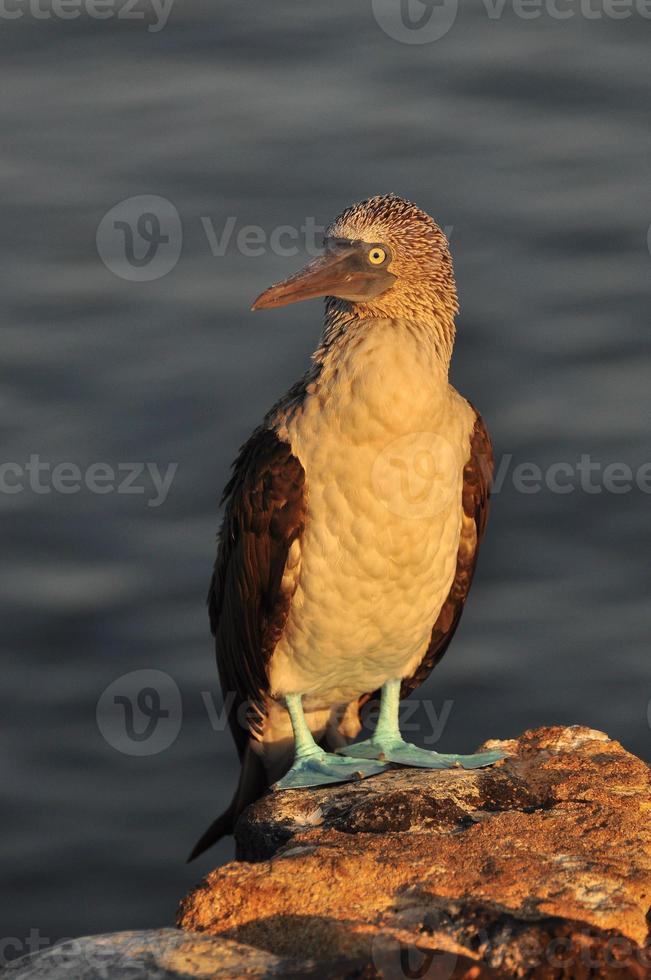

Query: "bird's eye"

xmin=368 ymin=246 xmax=386 ymax=266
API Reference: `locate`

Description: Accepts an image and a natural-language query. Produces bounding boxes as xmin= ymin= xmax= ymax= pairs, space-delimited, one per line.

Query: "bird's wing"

xmin=400 ymin=408 xmax=493 ymax=698
xmin=208 ymin=426 xmax=305 ymax=758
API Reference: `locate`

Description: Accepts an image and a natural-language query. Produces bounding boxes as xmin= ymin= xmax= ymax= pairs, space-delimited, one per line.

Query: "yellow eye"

xmin=368 ymin=246 xmax=386 ymax=265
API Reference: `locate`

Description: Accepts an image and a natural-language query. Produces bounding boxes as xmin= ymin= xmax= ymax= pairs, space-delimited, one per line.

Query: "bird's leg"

xmin=273 ymin=693 xmax=387 ymax=790
xmin=338 ymin=679 xmax=505 ymax=769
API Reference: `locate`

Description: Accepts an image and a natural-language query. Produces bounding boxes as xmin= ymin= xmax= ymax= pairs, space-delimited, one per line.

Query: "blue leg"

xmin=273 ymin=693 xmax=388 ymax=790
xmin=338 ymin=679 xmax=505 ymax=770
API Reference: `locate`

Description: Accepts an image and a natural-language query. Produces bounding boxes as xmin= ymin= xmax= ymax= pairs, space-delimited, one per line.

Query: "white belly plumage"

xmin=268 ymin=322 xmax=476 ymax=713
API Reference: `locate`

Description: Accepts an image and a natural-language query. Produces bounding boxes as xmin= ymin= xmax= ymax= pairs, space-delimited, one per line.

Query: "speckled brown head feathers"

xmin=326 ymin=193 xmax=458 ymax=331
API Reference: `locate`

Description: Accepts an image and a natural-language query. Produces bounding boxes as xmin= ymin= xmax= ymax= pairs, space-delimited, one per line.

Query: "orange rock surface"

xmin=179 ymin=727 xmax=651 ymax=978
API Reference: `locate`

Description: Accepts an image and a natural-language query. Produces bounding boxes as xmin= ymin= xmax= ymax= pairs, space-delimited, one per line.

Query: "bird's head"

xmin=252 ymin=194 xmax=458 ymax=327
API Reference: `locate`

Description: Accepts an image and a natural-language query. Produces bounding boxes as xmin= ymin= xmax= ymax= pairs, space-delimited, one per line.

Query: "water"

xmin=1 ymin=0 xmax=650 ymax=957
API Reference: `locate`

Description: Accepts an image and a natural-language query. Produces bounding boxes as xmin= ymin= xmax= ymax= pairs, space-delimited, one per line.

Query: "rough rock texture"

xmin=179 ymin=727 xmax=651 ymax=978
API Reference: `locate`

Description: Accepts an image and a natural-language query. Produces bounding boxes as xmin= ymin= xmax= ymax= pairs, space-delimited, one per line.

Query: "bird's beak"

xmin=251 ymin=241 xmax=397 ymax=310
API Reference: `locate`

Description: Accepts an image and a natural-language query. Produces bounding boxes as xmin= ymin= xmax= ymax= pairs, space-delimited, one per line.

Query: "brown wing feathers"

xmin=208 ymin=427 xmax=305 ymax=757
xmin=189 ymin=428 xmax=305 ymax=860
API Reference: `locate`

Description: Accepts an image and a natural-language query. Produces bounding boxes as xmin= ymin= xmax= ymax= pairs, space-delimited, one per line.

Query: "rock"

xmin=1 ymin=928 xmax=300 ymax=979
xmin=178 ymin=727 xmax=651 ymax=978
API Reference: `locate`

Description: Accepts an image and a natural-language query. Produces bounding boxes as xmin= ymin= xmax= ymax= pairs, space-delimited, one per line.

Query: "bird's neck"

xmin=267 ymin=306 xmax=458 ymax=446
xmin=301 ymin=309 xmax=454 ymax=439
xmin=315 ymin=301 xmax=456 ymax=380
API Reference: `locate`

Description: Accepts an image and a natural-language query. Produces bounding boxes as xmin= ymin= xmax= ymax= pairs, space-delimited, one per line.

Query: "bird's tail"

xmin=187 ymin=744 xmax=267 ymax=862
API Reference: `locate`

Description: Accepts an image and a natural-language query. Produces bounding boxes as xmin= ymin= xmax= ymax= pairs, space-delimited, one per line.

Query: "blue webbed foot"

xmin=340 ymin=680 xmax=506 ymax=771
xmin=273 ymin=749 xmax=388 ymax=791
xmin=338 ymin=737 xmax=505 ymax=770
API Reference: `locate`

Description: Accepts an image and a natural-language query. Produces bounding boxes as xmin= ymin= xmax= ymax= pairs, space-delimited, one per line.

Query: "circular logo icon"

xmin=96 ymin=194 xmax=182 ymax=282
xmin=96 ymin=669 xmax=182 ymax=756
xmin=371 ymin=0 xmax=458 ymax=44
xmin=371 ymin=934 xmax=458 ymax=979
xmin=371 ymin=431 xmax=459 ymax=519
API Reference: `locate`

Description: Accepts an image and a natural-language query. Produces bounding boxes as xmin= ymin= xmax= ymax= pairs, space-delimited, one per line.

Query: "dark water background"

xmin=1 ymin=0 xmax=650 ymax=957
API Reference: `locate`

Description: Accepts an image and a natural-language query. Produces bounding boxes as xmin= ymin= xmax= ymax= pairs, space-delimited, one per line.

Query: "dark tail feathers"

xmin=187 ymin=806 xmax=235 ymax=862
xmin=187 ymin=745 xmax=267 ymax=862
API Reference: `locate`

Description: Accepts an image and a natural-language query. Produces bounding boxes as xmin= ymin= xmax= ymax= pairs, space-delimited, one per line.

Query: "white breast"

xmin=269 ymin=319 xmax=476 ymax=712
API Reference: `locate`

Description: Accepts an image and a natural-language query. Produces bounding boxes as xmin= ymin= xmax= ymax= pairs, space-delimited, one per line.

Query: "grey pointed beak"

xmin=251 ymin=240 xmax=396 ymax=310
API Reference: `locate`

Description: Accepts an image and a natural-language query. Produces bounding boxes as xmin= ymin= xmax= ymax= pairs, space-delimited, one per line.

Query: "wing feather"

xmin=208 ymin=427 xmax=305 ymax=757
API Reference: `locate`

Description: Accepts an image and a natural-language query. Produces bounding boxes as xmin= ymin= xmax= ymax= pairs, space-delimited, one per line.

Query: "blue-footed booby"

xmin=189 ymin=194 xmax=504 ymax=860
